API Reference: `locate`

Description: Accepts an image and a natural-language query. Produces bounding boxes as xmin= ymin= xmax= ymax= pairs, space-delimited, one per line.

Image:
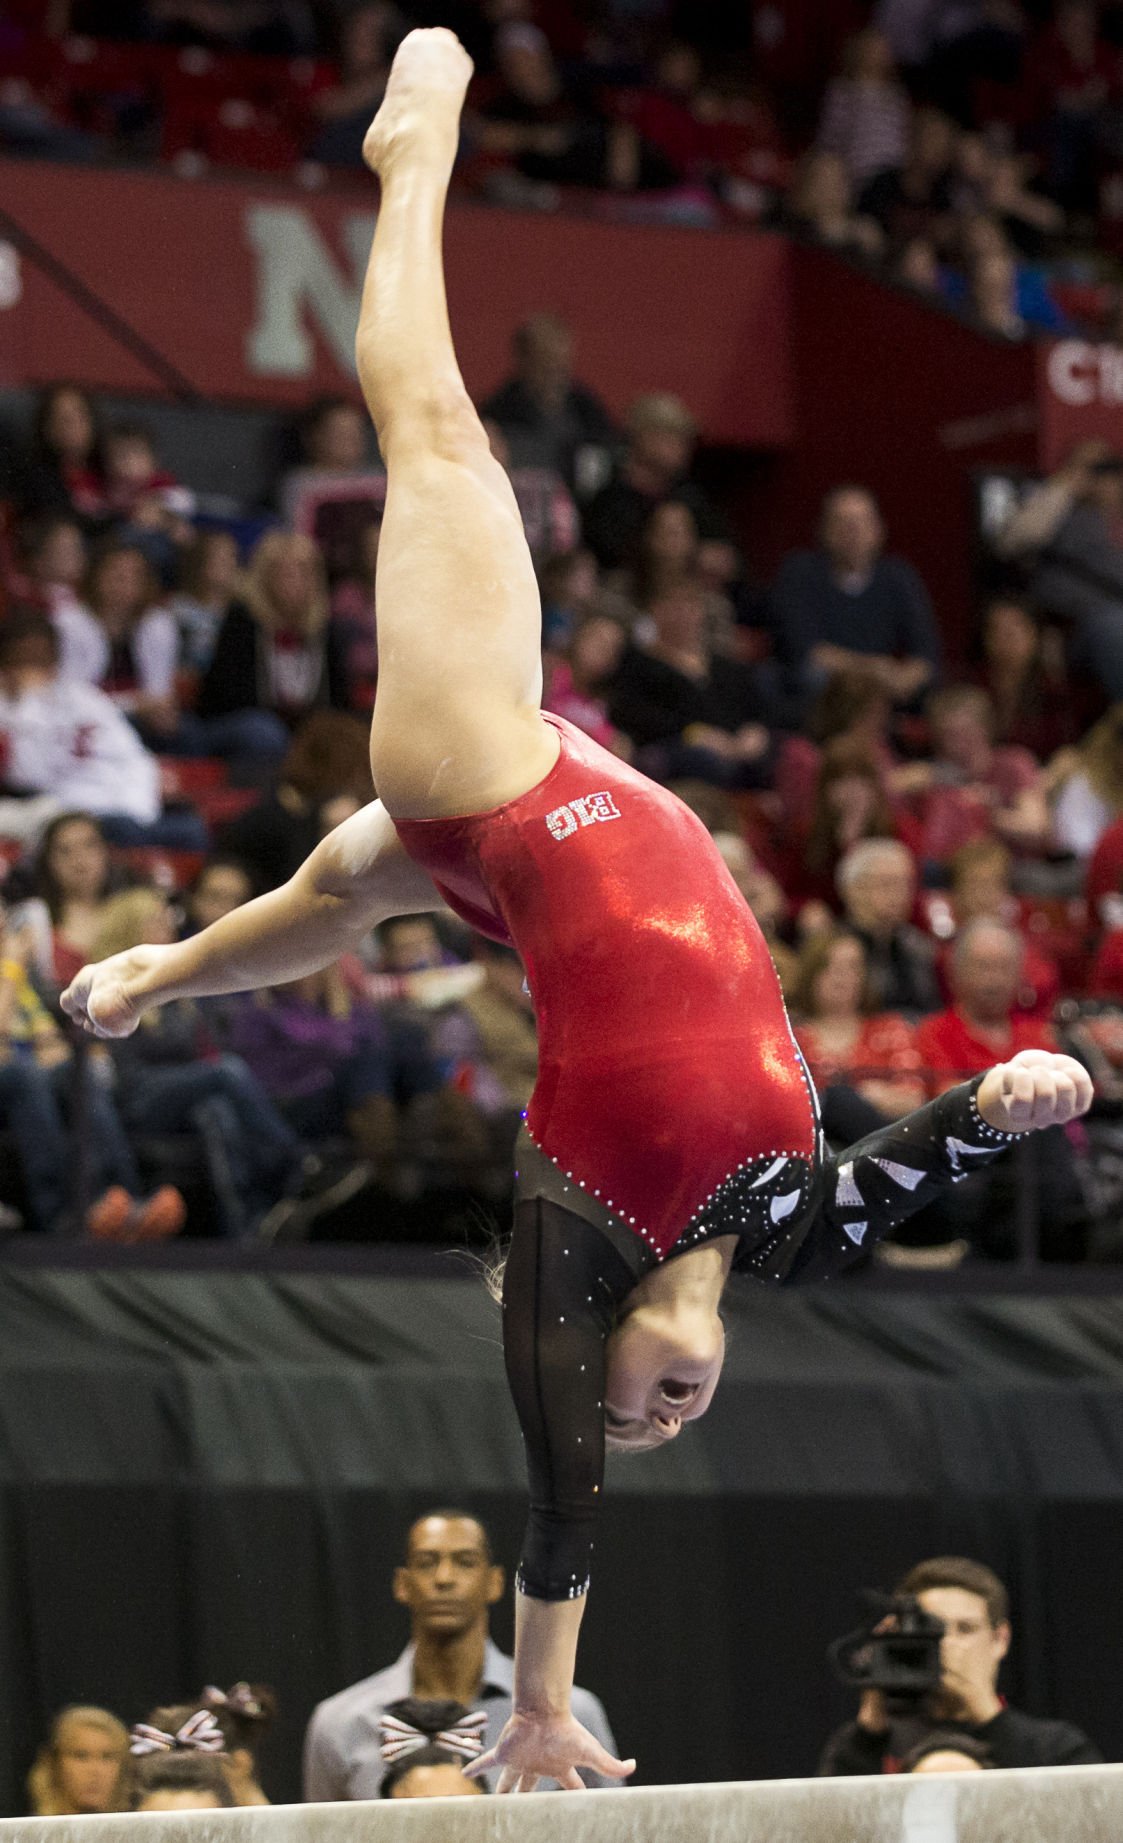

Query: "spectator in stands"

xmin=819 ymin=1555 xmax=1101 ymax=1773
xmin=28 ymin=1708 xmax=129 ymax=1817
xmin=217 ymin=710 xmax=373 ymax=891
xmin=1053 ymin=704 xmax=1123 ymax=860
xmin=816 ymin=27 xmax=910 ymax=189
xmin=907 ymin=685 xmax=1052 ymax=860
xmin=790 ymin=928 xmax=925 ymax=1140
xmin=975 ymin=594 xmax=1080 ymax=759
xmin=101 ymin=422 xmax=194 ymax=565
xmin=56 ymin=539 xmax=179 ymax=736
xmin=13 ymin=385 xmax=105 ymax=525
xmin=483 ymin=419 xmax=579 ymax=560
xmin=28 ymin=810 xmax=130 ymax=988
xmin=0 ymin=889 xmax=185 ymax=1240
xmin=771 ymin=486 xmax=940 ymax=712
xmin=968 ymin=246 xmax=1028 ymax=340
xmin=296 ymin=397 xmax=371 ymax=479
xmin=776 ymin=150 xmax=884 ymax=260
xmin=221 ymin=960 xmax=439 ymax=1181
xmin=776 ymin=669 xmax=898 ymax=831
xmin=482 ymin=313 xmax=617 ymax=499
xmin=379 ymin=1699 xmax=486 ymax=1800
xmin=0 ymin=614 xmax=207 ymax=850
xmin=995 ymin=440 xmax=1123 ymax=701
xmin=183 ymin=854 xmax=255 ymax=935
xmin=477 ymin=23 xmax=658 ymax=197
xmin=91 ymin=887 xmax=340 ymax=1241
xmin=307 ymin=2 xmax=397 ymax=167
xmin=11 ymin=513 xmax=88 ymax=624
xmin=538 ymin=549 xmax=622 ymax=655
xmin=607 ymin=578 xmax=772 ymax=787
xmin=582 ymin=393 xmax=736 ymax=581
xmin=944 ymin=840 xmax=1060 ymax=1020
xmin=858 ymin=106 xmax=956 ymax=245
xmin=712 ymin=831 xmax=797 ymax=992
xmin=169 ymin=528 xmax=243 ymax=678
xmin=945 ymin=215 xmax=1067 ymax=334
xmin=789 ymin=742 xmax=919 ymax=911
xmin=328 ymin=512 xmax=381 ymax=714
xmin=304 ymin=1508 xmax=618 ymax=1798
xmin=914 ymin=919 xmax=1059 ymax=1082
xmin=198 ymin=531 xmax=352 ymax=733
xmin=900 ymin=1734 xmax=991 ymax=1773
xmin=837 ymin=838 xmax=941 ymax=1015
xmin=894 ymin=235 xmax=942 ymax=294
xmin=544 ymin=611 xmax=630 ymax=754
xmin=433 ymin=938 xmax=538 ymax=1121
xmin=607 ymin=498 xmax=732 ymax=645
xmin=1027 ymin=0 xmax=1116 ymax=214
xmin=199 ymin=1684 xmax=275 ymax=1805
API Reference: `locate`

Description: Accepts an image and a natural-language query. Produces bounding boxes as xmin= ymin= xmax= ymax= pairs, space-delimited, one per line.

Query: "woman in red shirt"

xmin=791 ymin=927 xmax=925 ymax=1121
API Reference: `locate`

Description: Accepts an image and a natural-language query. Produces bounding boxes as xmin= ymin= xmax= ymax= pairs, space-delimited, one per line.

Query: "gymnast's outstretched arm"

xmin=60 ymin=800 xmax=439 ymax=1038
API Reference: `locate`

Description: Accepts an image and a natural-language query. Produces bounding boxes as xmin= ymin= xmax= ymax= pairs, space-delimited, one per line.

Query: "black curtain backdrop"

xmin=1 ymin=1269 xmax=1122 ymax=1815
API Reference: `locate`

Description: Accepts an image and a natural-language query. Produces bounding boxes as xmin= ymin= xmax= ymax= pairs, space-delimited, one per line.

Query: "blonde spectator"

xmin=28 ymin=1707 xmax=129 ymax=1817
xmin=1053 ymin=705 xmax=1123 ymax=859
xmin=197 ymin=531 xmax=353 ymax=735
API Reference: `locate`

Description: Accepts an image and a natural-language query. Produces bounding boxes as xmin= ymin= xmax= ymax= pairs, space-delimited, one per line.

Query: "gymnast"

xmin=62 ymin=27 xmax=1094 ymax=1796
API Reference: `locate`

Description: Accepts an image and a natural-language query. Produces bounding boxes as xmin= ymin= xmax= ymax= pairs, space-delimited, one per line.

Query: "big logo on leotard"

xmin=545 ymin=791 xmax=622 ymax=840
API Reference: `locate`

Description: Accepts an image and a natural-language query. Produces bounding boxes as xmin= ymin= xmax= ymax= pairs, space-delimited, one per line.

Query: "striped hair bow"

xmin=130 ymin=1712 xmax=226 ymax=1757
xmin=203 ymin=1683 xmax=264 ymax=1719
xmin=379 ymin=1709 xmax=488 ymax=1764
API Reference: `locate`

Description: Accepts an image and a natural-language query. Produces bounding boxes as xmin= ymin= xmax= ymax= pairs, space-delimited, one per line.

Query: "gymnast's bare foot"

xmin=362 ymin=28 xmax=473 ymax=178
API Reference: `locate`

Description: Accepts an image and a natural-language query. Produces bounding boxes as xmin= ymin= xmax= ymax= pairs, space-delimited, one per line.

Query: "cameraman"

xmin=819 ymin=1556 xmax=1101 ymax=1775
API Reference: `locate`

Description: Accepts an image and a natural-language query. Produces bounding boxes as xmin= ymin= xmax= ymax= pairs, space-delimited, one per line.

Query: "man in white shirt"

xmin=0 ymin=615 xmax=206 ymax=849
xmin=303 ymin=1509 xmax=620 ymax=1798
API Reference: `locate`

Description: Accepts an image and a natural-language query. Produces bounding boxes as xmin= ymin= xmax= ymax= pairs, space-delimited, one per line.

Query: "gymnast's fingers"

xmin=560 ymin=1768 xmax=588 ymax=1791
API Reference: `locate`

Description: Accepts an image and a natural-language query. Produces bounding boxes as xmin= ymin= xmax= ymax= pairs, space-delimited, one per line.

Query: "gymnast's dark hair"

xmin=130 ymin=1753 xmax=235 ymax=1809
xmin=378 ymin=1698 xmax=489 ymax=1798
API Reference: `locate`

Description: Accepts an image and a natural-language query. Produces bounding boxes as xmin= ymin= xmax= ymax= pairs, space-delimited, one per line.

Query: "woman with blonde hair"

xmin=198 ymin=530 xmax=354 ymax=734
xmin=1052 ymin=705 xmax=1123 ymax=859
xmin=28 ymin=1706 xmax=129 ymax=1817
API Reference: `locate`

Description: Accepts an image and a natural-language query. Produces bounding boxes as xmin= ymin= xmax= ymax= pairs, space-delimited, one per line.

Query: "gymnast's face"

xmin=603 ymin=1303 xmax=725 ymax=1452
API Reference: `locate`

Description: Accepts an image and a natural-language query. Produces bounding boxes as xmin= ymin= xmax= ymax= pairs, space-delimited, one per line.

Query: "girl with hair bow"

xmin=379 ymin=1699 xmax=488 ymax=1801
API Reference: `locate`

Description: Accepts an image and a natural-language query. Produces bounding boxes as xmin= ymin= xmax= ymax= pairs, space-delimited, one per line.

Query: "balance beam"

xmin=3 ymin=1766 xmax=1122 ymax=1842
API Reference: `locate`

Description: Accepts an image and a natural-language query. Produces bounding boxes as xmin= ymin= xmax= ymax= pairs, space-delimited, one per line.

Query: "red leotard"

xmin=393 ymin=713 xmax=817 ymax=1258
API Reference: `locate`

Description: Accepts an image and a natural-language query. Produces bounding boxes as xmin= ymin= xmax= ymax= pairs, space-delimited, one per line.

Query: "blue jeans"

xmin=0 ymin=1058 xmax=140 ymax=1232
xmin=118 ymin=1055 xmax=302 ymax=1237
xmin=100 ymin=809 xmax=210 ymax=852
xmin=138 ymin=709 xmax=290 ymax=761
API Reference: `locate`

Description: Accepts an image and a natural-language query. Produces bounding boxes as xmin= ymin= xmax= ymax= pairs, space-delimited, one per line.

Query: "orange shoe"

xmin=133 ymin=1186 xmax=187 ymax=1241
xmin=86 ymin=1186 xmax=133 ymax=1241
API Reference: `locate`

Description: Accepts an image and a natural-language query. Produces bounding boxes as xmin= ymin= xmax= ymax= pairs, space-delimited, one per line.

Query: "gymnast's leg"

xmin=356 ymin=29 xmax=559 ymax=821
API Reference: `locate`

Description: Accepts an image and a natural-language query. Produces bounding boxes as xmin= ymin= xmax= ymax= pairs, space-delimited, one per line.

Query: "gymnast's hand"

xmin=61 ymin=948 xmax=166 ymax=1039
xmin=465 ymin=1711 xmax=636 ymax=1794
xmin=976 ymin=1049 xmax=1093 ymax=1133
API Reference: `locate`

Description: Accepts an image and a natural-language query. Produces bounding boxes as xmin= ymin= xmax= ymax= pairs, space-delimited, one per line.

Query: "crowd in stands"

xmin=10 ymin=2 xmax=1123 ymax=340
xmin=6 ymin=332 xmax=1123 ymax=1259
xmin=16 ymin=1524 xmax=1100 ymax=1815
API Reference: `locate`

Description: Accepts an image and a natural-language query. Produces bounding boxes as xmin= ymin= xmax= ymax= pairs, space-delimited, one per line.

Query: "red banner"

xmin=1035 ymin=338 xmax=1123 ymax=468
xmin=0 ymin=160 xmax=794 ymax=447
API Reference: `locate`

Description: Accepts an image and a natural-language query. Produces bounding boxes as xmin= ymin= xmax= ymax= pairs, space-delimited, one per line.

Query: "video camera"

xmin=828 ymin=1591 xmax=946 ymax=1715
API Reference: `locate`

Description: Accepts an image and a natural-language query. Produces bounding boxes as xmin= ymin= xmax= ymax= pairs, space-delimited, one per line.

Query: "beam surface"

xmin=3 ymin=1767 xmax=1122 ymax=1842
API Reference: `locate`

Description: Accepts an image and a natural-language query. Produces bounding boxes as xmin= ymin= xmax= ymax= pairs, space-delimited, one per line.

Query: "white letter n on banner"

xmin=245 ymin=205 xmax=374 ymax=378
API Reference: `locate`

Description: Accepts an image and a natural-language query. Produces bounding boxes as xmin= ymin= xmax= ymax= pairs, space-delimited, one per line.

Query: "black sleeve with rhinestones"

xmin=784 ymin=1078 xmax=1025 ymax=1285
xmin=502 ymin=1196 xmax=640 ymax=1602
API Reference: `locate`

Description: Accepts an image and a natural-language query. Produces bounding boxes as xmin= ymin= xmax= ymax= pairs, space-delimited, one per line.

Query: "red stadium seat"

xmin=159 ymin=758 xmax=228 ymax=799
xmin=121 ymin=847 xmax=205 ymax=891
